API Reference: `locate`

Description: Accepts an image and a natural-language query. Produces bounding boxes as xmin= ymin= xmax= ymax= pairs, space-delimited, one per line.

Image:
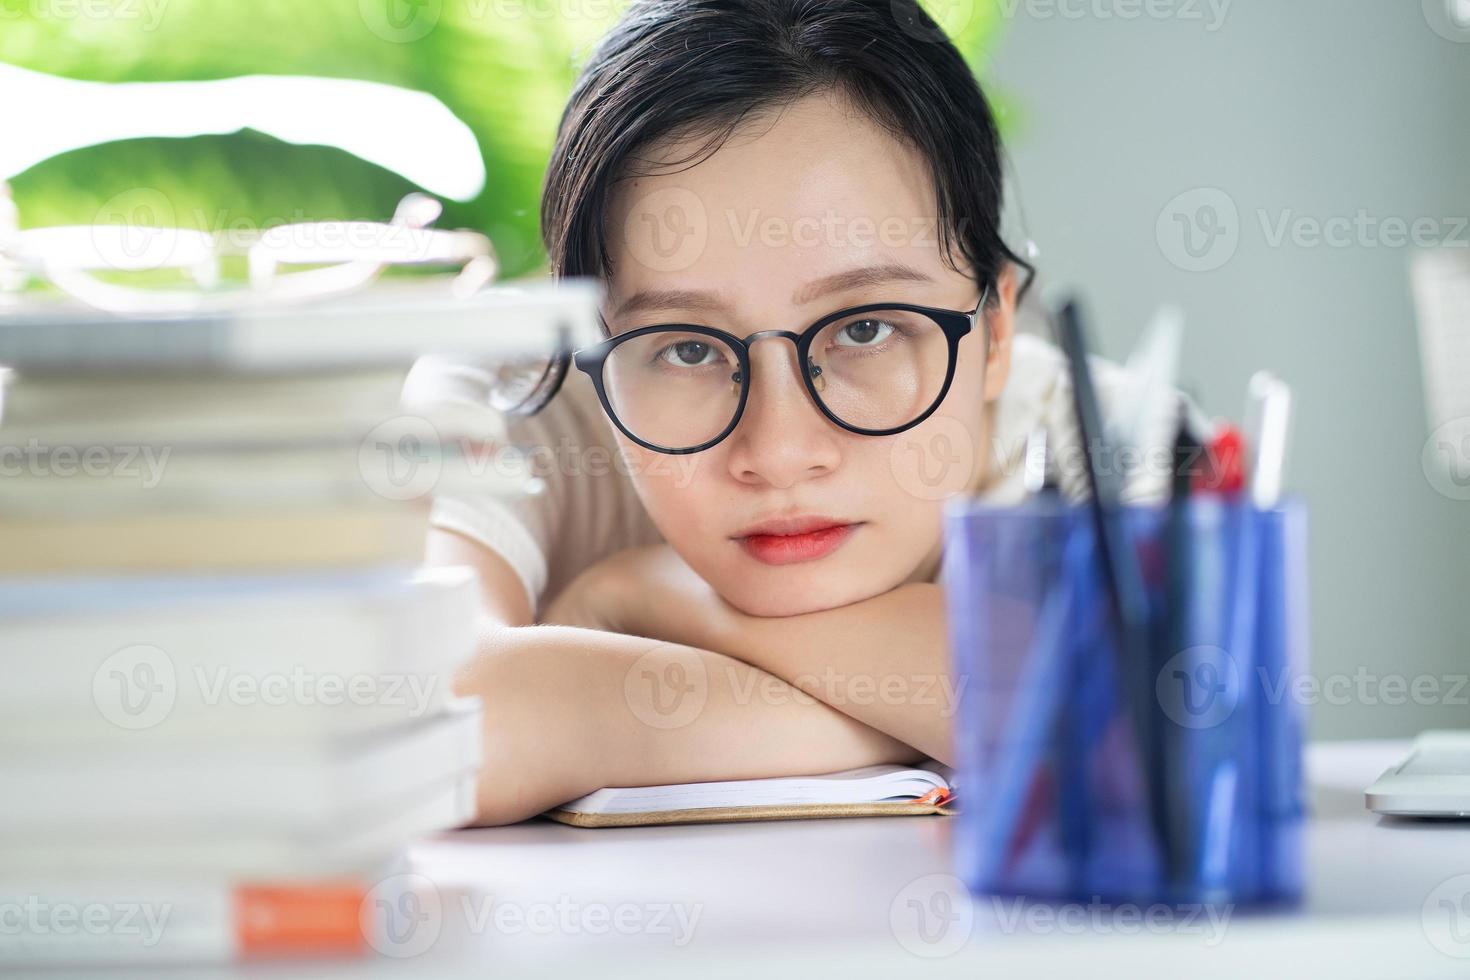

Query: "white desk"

xmin=370 ymin=740 xmax=1465 ymax=979
xmin=119 ymin=740 xmax=1470 ymax=979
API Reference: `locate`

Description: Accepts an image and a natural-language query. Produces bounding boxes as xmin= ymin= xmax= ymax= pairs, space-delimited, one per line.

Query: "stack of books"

xmin=0 ymin=281 xmax=599 ymax=964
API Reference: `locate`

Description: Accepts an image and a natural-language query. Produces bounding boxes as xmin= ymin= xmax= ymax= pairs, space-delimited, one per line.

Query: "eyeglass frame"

xmin=552 ymin=285 xmax=991 ymax=455
xmin=0 ymin=190 xmax=498 ymax=316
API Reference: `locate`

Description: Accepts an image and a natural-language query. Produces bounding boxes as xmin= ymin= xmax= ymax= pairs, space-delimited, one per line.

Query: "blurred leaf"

xmin=9 ymin=131 xmax=419 ymax=230
xmin=2 ymin=1 xmax=1007 ymax=280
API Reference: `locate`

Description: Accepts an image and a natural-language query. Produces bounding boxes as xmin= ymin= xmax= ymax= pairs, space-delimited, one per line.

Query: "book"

xmin=0 ymin=368 xmax=523 ymax=453
xmin=0 ymin=278 xmax=602 ymax=373
xmin=0 ymin=367 xmax=427 ymax=446
xmin=0 ymin=439 xmax=538 ymax=518
xmin=1 ymin=566 xmax=478 ymax=741
xmin=547 ymin=763 xmax=956 ymax=828
xmin=0 ymin=276 xmax=584 ymax=965
xmin=2 ymin=698 xmax=482 ymax=834
xmin=0 ymin=502 xmax=432 ymax=574
xmin=0 ymin=877 xmax=376 ymax=964
xmin=1 ymin=771 xmax=478 ymax=878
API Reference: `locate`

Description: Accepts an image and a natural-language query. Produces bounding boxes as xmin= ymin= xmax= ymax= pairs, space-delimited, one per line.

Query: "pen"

xmin=1245 ymin=372 xmax=1293 ymax=509
xmin=1029 ymin=428 xmax=1092 ymax=889
xmin=1052 ymin=298 xmax=1171 ymax=885
xmin=1235 ymin=371 xmax=1292 ymax=895
xmin=1199 ymin=424 xmax=1246 ymax=495
xmin=1162 ymin=404 xmax=1200 ymax=893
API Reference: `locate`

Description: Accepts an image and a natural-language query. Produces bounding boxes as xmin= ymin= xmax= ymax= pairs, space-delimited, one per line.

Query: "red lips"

xmin=733 ymin=515 xmax=861 ymax=566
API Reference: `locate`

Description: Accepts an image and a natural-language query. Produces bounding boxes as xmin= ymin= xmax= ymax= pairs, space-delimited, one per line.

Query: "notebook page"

xmin=561 ymin=764 xmax=949 ymax=816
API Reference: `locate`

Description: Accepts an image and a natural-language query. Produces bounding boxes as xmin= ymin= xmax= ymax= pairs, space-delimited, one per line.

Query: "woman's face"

xmin=602 ymin=89 xmax=1017 ymax=617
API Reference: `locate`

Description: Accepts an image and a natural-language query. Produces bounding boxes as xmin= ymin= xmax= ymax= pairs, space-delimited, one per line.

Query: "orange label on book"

xmin=236 ymin=884 xmax=366 ymax=958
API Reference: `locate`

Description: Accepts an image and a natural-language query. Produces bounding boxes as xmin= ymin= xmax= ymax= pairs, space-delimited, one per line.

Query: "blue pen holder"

xmin=942 ymin=496 xmax=1309 ymax=907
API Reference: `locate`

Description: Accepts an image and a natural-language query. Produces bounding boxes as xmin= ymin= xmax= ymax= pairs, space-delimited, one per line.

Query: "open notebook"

xmin=546 ymin=763 xmax=955 ymax=828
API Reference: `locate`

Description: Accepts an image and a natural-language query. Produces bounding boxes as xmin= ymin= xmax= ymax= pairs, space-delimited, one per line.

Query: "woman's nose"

xmin=723 ymin=338 xmax=842 ymax=488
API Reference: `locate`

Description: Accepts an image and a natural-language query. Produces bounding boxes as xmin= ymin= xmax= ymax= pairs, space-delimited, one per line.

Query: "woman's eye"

xmin=835 ymin=319 xmax=895 ymax=347
xmin=658 ymin=339 xmax=718 ymax=366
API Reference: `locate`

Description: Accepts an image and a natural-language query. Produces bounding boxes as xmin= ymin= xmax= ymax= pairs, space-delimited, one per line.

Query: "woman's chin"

xmin=714 ymin=575 xmax=894 ymax=619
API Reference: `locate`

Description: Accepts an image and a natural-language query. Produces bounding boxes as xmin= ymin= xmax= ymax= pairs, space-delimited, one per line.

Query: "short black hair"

xmin=541 ymin=0 xmax=1032 ymax=298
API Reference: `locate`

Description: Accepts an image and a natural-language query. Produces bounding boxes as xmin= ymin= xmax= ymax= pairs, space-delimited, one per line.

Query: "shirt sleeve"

xmin=400 ymin=354 xmax=663 ymax=617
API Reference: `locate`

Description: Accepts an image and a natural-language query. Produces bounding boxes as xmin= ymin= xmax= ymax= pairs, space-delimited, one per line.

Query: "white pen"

xmin=1245 ymin=371 xmax=1293 ymax=508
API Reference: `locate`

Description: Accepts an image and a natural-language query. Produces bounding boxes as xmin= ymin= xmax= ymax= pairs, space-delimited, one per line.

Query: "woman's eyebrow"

xmin=609 ymin=262 xmax=933 ymax=321
xmin=791 ymin=263 xmax=934 ymax=305
xmin=610 ymin=288 xmax=726 ymax=321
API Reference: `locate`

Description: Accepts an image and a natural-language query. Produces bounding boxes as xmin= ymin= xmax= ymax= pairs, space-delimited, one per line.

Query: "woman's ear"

xmin=982 ymin=262 xmax=1019 ymax=402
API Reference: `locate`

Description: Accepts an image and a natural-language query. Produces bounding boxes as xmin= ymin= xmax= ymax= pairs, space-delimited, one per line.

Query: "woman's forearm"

xmin=455 ymin=623 xmax=924 ymax=826
xmin=541 ymin=544 xmax=960 ymax=765
xmin=696 ymin=583 xmax=960 ymax=765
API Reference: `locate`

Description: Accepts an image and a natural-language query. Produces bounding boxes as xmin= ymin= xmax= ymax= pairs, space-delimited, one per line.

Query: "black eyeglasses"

xmin=503 ymin=288 xmax=988 ymax=455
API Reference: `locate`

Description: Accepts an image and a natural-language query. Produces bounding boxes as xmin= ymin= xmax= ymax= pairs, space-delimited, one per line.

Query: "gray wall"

xmin=986 ymin=0 xmax=1470 ymax=738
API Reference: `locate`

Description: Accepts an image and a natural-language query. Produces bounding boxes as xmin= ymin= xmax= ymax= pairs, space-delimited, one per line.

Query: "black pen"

xmin=1161 ymin=402 xmax=1199 ymax=892
xmin=1052 ymin=298 xmax=1171 ymax=885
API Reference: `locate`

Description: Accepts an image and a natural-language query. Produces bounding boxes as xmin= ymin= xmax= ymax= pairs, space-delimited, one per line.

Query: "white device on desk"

xmin=1367 ymin=249 xmax=1470 ymax=818
xmin=1366 ymin=731 xmax=1470 ymax=817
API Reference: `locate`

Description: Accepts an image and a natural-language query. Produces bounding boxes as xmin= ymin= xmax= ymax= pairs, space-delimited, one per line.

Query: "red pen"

xmin=1196 ymin=423 xmax=1246 ymax=495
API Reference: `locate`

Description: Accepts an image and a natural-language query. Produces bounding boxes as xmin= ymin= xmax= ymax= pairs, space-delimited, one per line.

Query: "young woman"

xmin=413 ymin=0 xmax=1125 ymax=825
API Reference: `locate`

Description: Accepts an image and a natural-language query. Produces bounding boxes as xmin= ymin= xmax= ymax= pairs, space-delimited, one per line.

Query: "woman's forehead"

xmin=602 ymin=95 xmax=960 ymax=317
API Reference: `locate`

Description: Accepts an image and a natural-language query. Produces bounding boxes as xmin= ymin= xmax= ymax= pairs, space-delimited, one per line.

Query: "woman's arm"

xmin=426 ymin=529 xmax=924 ymax=826
xmin=544 ymin=544 xmax=961 ymax=764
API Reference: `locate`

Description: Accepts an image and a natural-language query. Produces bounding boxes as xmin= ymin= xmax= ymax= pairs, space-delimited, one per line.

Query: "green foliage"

xmin=3 ymin=0 xmax=1004 ymax=279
